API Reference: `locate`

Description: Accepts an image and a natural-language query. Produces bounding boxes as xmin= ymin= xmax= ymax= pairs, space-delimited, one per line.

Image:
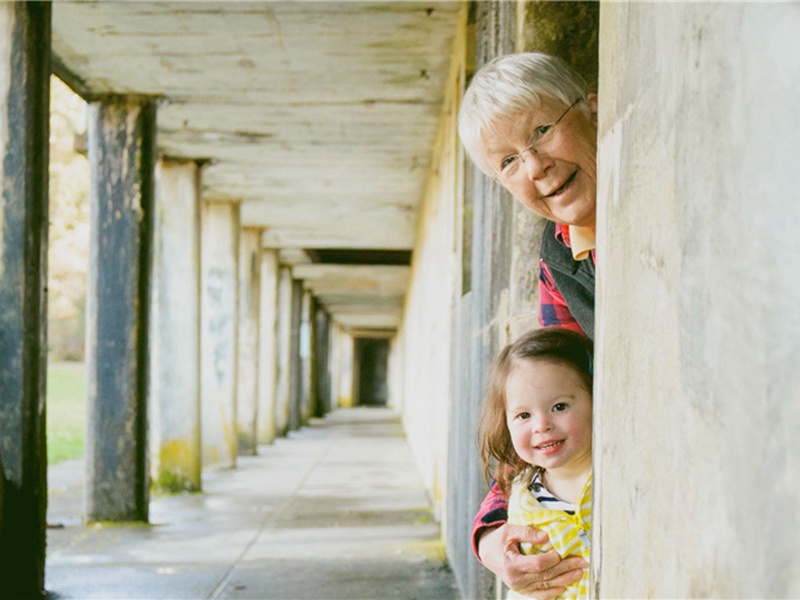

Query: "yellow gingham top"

xmin=506 ymin=467 xmax=592 ymax=600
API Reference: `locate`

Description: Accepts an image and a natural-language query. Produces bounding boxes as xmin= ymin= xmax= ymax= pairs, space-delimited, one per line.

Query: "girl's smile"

xmin=505 ymin=359 xmax=592 ymax=481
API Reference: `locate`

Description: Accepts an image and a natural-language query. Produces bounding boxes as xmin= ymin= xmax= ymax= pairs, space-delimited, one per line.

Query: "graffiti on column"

xmin=206 ymin=267 xmax=233 ymax=387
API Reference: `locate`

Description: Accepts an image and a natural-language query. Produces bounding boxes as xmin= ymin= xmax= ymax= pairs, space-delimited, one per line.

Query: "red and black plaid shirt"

xmin=538 ymin=223 xmax=594 ymax=336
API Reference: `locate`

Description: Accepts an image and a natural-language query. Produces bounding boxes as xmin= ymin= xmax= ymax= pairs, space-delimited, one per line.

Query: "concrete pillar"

xmin=236 ymin=228 xmax=261 ymax=455
xmin=149 ymin=159 xmax=202 ymax=492
xmin=0 ymin=3 xmax=50 ymax=595
xmin=200 ymin=201 xmax=239 ymax=468
xmin=328 ymin=324 xmax=341 ymax=410
xmin=335 ymin=328 xmax=355 ymax=409
xmin=288 ymin=279 xmax=304 ymax=431
xmin=312 ymin=301 xmax=331 ymax=417
xmin=274 ymin=266 xmax=293 ymax=436
xmin=595 ymin=4 xmax=800 ymax=597
xmin=256 ymin=249 xmax=279 ymax=444
xmin=85 ymin=94 xmax=156 ymax=523
xmin=298 ymin=289 xmax=313 ymax=424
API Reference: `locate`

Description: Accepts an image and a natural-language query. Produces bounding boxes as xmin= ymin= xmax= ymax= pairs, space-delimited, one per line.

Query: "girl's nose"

xmin=531 ymin=413 xmax=552 ymax=433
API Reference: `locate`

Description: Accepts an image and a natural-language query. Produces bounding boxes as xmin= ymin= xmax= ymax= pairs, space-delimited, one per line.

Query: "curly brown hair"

xmin=477 ymin=327 xmax=593 ymax=495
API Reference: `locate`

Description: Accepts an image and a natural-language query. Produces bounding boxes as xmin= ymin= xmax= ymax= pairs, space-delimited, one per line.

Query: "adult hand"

xmin=477 ymin=524 xmax=588 ymax=599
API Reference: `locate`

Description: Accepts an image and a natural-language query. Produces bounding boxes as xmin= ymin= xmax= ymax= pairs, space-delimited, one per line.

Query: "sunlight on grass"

xmin=47 ymin=362 xmax=87 ymax=464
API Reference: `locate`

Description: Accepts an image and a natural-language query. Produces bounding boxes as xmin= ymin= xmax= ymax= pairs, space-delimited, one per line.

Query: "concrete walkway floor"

xmin=45 ymin=408 xmax=460 ymax=600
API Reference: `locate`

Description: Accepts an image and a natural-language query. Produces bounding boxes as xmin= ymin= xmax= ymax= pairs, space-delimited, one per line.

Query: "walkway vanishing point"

xmin=45 ymin=408 xmax=460 ymax=600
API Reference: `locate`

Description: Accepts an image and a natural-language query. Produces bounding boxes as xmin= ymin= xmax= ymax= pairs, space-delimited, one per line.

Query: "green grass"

xmin=47 ymin=362 xmax=87 ymax=464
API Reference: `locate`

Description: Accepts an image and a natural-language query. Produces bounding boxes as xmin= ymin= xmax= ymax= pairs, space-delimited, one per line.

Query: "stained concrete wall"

xmin=200 ymin=201 xmax=239 ymax=469
xmin=399 ymin=1 xmax=464 ymax=513
xmin=595 ymin=3 xmax=800 ymax=597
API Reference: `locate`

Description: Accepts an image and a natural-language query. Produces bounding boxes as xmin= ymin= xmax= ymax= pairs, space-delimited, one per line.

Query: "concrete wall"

xmin=595 ymin=3 xmax=800 ymax=597
xmin=399 ymin=2 xmax=467 ymax=515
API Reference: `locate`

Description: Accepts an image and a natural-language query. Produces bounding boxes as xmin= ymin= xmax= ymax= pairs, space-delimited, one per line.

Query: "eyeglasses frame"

xmin=491 ymin=97 xmax=584 ymax=183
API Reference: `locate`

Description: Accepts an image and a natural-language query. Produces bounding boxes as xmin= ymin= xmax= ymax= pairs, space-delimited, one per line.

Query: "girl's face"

xmin=505 ymin=359 xmax=592 ymax=478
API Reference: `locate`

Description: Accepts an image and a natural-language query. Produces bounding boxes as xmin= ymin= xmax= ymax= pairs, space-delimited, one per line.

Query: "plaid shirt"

xmin=473 ymin=222 xmax=595 ymax=557
xmin=538 ymin=223 xmax=594 ymax=337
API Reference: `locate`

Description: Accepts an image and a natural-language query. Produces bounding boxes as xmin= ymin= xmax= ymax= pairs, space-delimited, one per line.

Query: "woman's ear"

xmin=585 ymin=93 xmax=598 ymax=116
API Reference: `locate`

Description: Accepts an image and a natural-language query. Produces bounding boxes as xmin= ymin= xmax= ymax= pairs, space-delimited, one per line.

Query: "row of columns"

xmin=0 ymin=4 xmax=346 ymax=595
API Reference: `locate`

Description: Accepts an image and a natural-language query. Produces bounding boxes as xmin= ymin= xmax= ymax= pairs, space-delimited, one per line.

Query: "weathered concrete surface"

xmin=596 ymin=3 xmax=800 ymax=597
xmin=298 ymin=289 xmax=313 ymax=424
xmin=200 ymin=201 xmax=240 ymax=469
xmin=517 ymin=1 xmax=599 ymax=89
xmin=332 ymin=326 xmax=355 ymax=409
xmin=50 ymin=2 xmax=463 ymax=331
xmin=256 ymin=249 xmax=279 ymax=445
xmin=85 ymin=94 xmax=156 ymax=523
xmin=45 ymin=409 xmax=459 ymax=600
xmin=288 ymin=278 xmax=304 ymax=431
xmin=275 ymin=266 xmax=293 ymax=436
xmin=0 ymin=4 xmax=50 ymax=595
xmin=237 ymin=228 xmax=261 ymax=456
xmin=149 ymin=159 xmax=202 ymax=492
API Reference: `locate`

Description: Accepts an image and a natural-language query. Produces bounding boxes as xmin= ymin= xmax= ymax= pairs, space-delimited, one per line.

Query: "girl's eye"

xmin=552 ymin=403 xmax=568 ymax=412
xmin=515 ymin=412 xmax=530 ymax=421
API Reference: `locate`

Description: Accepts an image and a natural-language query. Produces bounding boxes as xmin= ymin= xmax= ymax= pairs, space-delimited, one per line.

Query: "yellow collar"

xmin=569 ymin=226 xmax=596 ymax=261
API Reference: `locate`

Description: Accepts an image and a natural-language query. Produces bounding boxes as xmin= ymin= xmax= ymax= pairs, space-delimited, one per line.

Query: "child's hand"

xmin=478 ymin=523 xmax=587 ymax=599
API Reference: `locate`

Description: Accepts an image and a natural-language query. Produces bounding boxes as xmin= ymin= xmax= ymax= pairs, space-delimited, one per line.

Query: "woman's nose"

xmin=521 ymin=150 xmax=550 ymax=180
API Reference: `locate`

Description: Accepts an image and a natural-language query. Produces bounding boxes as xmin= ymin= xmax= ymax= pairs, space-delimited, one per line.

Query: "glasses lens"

xmin=493 ymin=156 xmax=520 ymax=181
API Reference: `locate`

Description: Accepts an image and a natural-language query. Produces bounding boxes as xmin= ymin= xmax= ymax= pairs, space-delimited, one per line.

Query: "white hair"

xmin=458 ymin=53 xmax=590 ymax=175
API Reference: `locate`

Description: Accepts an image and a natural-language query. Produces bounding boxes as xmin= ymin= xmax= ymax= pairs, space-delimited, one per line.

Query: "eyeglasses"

xmin=491 ymin=98 xmax=583 ymax=183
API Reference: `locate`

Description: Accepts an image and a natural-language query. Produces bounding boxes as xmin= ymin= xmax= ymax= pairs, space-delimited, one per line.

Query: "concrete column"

xmin=0 ymin=3 xmax=50 ymax=595
xmin=200 ymin=201 xmax=239 ymax=468
xmin=274 ymin=266 xmax=293 ymax=436
xmin=312 ymin=302 xmax=331 ymax=417
xmin=298 ymin=289 xmax=313 ymax=424
xmin=256 ymin=249 xmax=279 ymax=444
xmin=335 ymin=328 xmax=355 ymax=409
xmin=287 ymin=278 xmax=304 ymax=431
xmin=85 ymin=94 xmax=156 ymax=523
xmin=328 ymin=324 xmax=341 ymax=410
xmin=236 ymin=228 xmax=261 ymax=455
xmin=149 ymin=159 xmax=202 ymax=492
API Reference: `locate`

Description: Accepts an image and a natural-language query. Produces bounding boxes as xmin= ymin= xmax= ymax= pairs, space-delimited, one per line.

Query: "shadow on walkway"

xmin=46 ymin=407 xmax=460 ymax=600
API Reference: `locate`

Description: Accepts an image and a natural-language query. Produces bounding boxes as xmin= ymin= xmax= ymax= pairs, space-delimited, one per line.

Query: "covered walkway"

xmin=46 ymin=408 xmax=459 ymax=600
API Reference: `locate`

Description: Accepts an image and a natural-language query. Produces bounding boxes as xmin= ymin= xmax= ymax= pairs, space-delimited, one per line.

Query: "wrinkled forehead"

xmin=479 ymin=101 xmax=562 ymax=155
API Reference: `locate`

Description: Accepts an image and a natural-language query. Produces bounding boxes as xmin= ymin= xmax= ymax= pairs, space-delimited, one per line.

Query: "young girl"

xmin=479 ymin=327 xmax=593 ymax=600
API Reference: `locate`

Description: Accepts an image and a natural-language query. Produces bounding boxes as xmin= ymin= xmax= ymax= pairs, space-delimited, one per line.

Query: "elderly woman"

xmin=458 ymin=53 xmax=598 ymax=598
